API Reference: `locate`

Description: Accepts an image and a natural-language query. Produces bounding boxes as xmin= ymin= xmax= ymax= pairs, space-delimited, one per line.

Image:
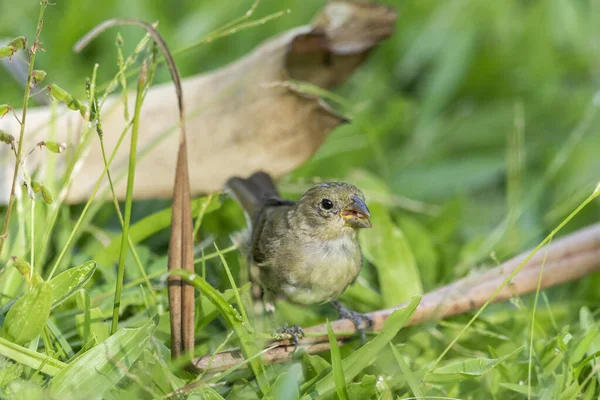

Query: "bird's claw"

xmin=274 ymin=323 xmax=305 ymax=345
xmin=332 ymin=301 xmax=372 ymax=344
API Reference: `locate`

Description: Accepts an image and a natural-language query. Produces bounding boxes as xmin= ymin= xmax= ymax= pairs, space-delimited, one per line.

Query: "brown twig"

xmin=75 ymin=18 xmax=194 ymax=358
xmin=193 ymin=222 xmax=600 ymax=372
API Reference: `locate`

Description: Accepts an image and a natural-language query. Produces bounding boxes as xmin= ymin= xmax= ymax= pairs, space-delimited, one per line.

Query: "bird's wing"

xmin=226 ymin=171 xmax=296 ymax=269
xmin=251 ymin=201 xmax=294 ymax=266
xmin=225 ymin=171 xmax=294 ymax=222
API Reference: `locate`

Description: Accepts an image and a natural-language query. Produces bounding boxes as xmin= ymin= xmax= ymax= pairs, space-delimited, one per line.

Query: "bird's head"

xmin=295 ymin=182 xmax=371 ymax=238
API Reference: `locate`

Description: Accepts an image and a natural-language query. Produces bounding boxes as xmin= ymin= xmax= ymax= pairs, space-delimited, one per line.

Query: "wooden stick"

xmin=193 ymin=222 xmax=600 ymax=371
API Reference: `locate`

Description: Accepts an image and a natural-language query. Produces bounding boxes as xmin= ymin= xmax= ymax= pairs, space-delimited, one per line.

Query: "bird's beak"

xmin=341 ymin=195 xmax=372 ymax=228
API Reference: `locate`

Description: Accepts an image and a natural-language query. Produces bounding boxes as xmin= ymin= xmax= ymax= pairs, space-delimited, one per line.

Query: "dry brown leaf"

xmin=0 ymin=1 xmax=398 ymax=204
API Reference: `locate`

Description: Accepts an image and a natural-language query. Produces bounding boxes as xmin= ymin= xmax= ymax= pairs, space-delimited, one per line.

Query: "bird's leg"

xmin=274 ymin=323 xmax=305 ymax=345
xmin=331 ymin=301 xmax=373 ymax=343
xmin=259 ymin=291 xmax=304 ymax=345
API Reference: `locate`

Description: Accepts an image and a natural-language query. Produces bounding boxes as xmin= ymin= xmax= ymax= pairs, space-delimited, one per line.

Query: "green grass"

xmin=1 ymin=0 xmax=600 ymax=399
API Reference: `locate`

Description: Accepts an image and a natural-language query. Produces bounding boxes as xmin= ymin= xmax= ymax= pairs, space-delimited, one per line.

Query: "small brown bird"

xmin=226 ymin=171 xmax=373 ymax=342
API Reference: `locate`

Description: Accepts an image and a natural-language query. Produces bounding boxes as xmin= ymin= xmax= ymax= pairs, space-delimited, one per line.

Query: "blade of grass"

xmin=44 ymin=117 xmax=133 ymax=281
xmin=390 ymin=343 xmax=424 ymax=399
xmin=192 ymin=193 xmax=214 ymax=237
xmin=45 ymin=319 xmax=75 ymax=360
xmin=91 ymin=58 xmax=157 ymax=302
xmin=327 ymin=319 xmax=350 ymax=400
xmin=215 ymin=242 xmax=249 ymax=326
xmin=110 ymin=60 xmax=147 ymax=335
xmin=528 ymin=240 xmax=552 ymax=400
xmin=426 ymin=346 xmax=523 ymax=383
xmin=271 ymin=366 xmax=302 ymax=400
xmin=0 ymin=336 xmax=66 ymax=376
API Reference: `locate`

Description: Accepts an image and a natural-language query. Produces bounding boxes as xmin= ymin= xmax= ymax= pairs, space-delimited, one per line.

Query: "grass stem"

xmin=110 ymin=62 xmax=147 ymax=335
xmin=0 ymin=1 xmax=48 ymax=256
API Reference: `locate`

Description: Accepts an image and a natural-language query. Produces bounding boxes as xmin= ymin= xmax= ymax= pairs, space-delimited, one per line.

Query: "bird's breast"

xmin=280 ymin=235 xmax=362 ymax=304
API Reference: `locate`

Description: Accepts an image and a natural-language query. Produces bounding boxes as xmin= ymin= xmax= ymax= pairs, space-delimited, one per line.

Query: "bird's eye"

xmin=321 ymin=199 xmax=334 ymax=210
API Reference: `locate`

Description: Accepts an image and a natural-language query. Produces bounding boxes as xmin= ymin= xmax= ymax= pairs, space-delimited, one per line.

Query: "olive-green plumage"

xmin=227 ymin=171 xmax=372 ymax=306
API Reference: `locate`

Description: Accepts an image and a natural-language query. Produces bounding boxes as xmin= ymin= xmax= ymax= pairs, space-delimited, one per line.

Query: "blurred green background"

xmin=1 ymin=1 xmax=600 ymax=397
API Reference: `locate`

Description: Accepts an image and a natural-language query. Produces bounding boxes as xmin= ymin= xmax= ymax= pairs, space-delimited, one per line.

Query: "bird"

xmin=226 ymin=171 xmax=373 ymax=342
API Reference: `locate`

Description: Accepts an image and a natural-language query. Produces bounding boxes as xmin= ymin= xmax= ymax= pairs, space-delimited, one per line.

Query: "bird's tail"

xmin=225 ymin=171 xmax=281 ymax=221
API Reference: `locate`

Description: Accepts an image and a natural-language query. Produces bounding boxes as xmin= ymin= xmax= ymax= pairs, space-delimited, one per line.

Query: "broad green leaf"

xmin=558 ymin=381 xmax=580 ymax=400
xmin=5 ymin=282 xmax=52 ymax=345
xmin=571 ymin=326 xmax=599 ymax=363
xmin=579 ymin=306 xmax=600 ymax=354
xmin=49 ymin=261 xmax=96 ymax=308
xmin=396 ymin=215 xmax=438 ymax=289
xmin=544 ymin=352 xmax=564 ymax=375
xmin=50 ymin=316 xmax=157 ymax=399
xmin=312 ymin=295 xmax=421 ymax=397
xmin=347 ymin=375 xmax=377 ymax=400
xmin=390 ymin=344 xmax=424 ymax=398
xmin=299 ymin=350 xmax=330 ymax=381
xmin=327 ymin=320 xmax=349 ymax=400
xmin=0 ymin=336 xmax=66 ymax=376
xmin=271 ymin=364 xmax=302 ymax=400
xmin=427 ymin=346 xmax=522 ymax=383
xmin=359 ymin=204 xmax=423 ymax=307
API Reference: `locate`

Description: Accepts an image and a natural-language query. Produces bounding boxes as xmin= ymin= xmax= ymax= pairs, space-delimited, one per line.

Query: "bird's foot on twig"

xmin=274 ymin=323 xmax=305 ymax=345
xmin=331 ymin=301 xmax=373 ymax=344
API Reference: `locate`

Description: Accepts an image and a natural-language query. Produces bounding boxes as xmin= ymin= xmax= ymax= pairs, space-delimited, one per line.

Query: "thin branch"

xmin=193 ymin=222 xmax=600 ymax=372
